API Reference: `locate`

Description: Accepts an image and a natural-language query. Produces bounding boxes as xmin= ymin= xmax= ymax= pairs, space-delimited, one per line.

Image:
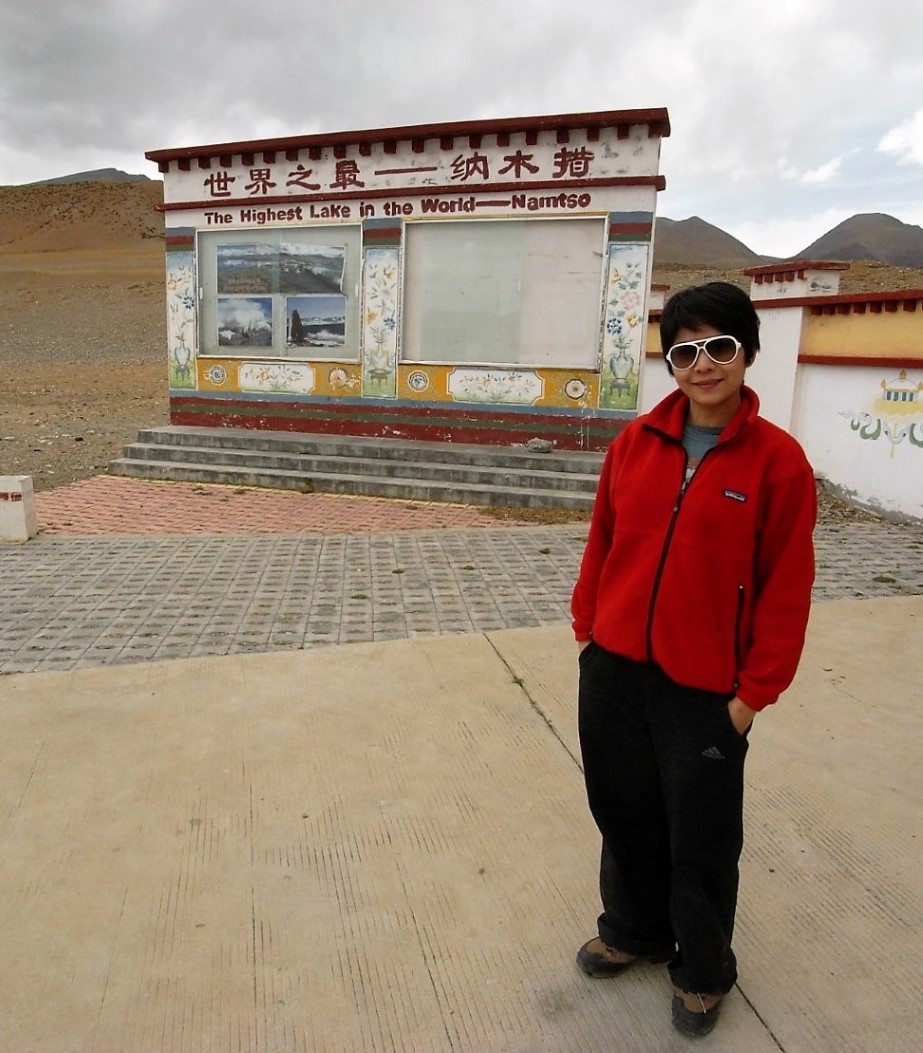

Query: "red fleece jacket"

xmin=571 ymin=386 xmax=816 ymax=711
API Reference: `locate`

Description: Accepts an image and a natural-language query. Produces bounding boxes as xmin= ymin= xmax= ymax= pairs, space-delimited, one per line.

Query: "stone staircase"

xmin=108 ymin=427 xmax=605 ymax=510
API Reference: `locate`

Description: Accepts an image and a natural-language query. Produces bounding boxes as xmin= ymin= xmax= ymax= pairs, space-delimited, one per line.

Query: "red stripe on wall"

xmin=168 ymin=398 xmax=627 ymax=452
xmin=797 ymin=355 xmax=923 ymax=368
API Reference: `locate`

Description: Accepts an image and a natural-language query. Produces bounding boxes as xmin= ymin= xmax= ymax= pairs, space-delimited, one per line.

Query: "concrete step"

xmin=110 ymin=426 xmax=607 ymax=509
xmin=132 ymin=426 xmax=605 ymax=475
xmin=116 ymin=443 xmax=600 ymax=495
xmin=106 ymin=457 xmax=597 ymax=510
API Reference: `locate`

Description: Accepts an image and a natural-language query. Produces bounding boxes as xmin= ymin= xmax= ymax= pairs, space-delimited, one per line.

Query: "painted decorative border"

xmin=599 ymin=242 xmax=649 ymax=410
xmin=447 ymin=368 xmax=544 ymax=405
xmin=361 ymin=246 xmax=400 ymax=397
xmin=239 ymin=361 xmax=315 ymax=394
xmin=165 ymin=249 xmax=197 ymax=390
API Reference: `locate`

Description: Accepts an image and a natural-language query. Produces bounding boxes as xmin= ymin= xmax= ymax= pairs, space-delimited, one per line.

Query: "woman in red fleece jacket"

xmin=572 ymin=282 xmax=815 ymax=1038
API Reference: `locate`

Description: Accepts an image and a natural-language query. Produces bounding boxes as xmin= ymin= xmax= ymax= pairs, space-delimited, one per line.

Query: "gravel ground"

xmin=0 ymin=255 xmax=168 ymax=490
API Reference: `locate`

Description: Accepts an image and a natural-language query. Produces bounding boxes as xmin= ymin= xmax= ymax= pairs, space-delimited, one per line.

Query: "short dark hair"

xmin=659 ymin=282 xmax=760 ymax=372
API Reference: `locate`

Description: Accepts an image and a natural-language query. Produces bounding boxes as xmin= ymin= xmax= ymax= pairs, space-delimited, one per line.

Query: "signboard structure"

xmin=147 ymin=107 xmax=670 ymax=450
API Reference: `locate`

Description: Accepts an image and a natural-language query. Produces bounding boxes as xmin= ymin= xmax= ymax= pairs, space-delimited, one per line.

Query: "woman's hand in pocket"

xmin=728 ymin=696 xmax=755 ymax=736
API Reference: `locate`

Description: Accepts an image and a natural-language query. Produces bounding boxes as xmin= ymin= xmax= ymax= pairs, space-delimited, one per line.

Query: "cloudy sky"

xmin=2 ymin=0 xmax=921 ymax=257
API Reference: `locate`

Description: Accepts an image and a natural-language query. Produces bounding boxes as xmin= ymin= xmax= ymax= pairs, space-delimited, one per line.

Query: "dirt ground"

xmin=0 ymin=245 xmax=918 ymax=526
xmin=0 ymin=245 xmax=168 ymax=490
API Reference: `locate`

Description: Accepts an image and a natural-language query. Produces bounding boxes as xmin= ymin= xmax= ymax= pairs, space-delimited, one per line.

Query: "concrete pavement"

xmin=0 ymin=477 xmax=921 ymax=1051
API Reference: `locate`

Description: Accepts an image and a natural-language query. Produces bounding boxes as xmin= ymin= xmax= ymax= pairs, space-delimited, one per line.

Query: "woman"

xmin=571 ymin=282 xmax=816 ymax=1038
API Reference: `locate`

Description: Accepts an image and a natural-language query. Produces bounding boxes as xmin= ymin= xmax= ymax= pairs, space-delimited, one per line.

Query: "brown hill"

xmin=796 ymin=213 xmax=923 ymax=267
xmin=653 ymin=216 xmax=764 ymax=267
xmin=0 ymin=180 xmax=164 ymax=254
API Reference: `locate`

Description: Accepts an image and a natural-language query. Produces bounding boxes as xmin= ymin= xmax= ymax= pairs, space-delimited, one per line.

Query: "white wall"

xmin=639 ymin=353 xmax=673 ymax=412
xmin=792 ymin=363 xmax=923 ymax=520
xmin=746 ymin=307 xmax=804 ymax=431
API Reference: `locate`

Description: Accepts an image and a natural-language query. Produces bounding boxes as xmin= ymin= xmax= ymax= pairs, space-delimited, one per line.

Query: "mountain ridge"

xmin=25 ymin=168 xmax=152 ymax=186
xmin=797 ymin=213 xmax=923 ymax=268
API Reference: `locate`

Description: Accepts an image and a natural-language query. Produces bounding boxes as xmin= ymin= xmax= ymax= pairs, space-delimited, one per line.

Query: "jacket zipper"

xmin=643 ymin=440 xmax=717 ymax=663
xmin=645 ymin=446 xmax=691 ymax=661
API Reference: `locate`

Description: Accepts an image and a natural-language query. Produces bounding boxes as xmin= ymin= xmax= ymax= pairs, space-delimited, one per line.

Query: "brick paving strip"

xmin=34 ymin=476 xmax=535 ymax=535
xmin=1 ymin=489 xmax=921 ymax=673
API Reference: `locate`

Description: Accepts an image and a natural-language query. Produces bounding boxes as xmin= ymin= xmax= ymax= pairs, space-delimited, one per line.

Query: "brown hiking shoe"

xmin=671 ymin=990 xmax=723 ymax=1037
xmin=576 ymin=937 xmax=674 ymax=978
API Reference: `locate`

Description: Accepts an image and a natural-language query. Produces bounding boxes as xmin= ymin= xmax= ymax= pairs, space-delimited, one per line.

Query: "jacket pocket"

xmin=578 ymin=640 xmax=598 ymax=667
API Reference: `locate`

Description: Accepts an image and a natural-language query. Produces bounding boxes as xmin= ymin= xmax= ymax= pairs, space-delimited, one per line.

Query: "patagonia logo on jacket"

xmin=723 ymin=489 xmax=747 ymax=503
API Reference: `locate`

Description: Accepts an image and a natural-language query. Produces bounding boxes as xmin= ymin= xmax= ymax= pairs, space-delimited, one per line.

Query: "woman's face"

xmin=668 ymin=324 xmax=748 ymax=428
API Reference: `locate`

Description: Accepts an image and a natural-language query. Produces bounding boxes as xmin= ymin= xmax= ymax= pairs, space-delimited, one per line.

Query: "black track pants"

xmin=577 ymin=642 xmax=749 ymax=995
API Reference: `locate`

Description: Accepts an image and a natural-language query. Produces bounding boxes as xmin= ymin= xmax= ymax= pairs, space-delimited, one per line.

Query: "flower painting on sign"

xmin=599 ymin=244 xmax=648 ymax=411
xmin=362 ymin=248 xmax=400 ymax=397
xmin=239 ymin=362 xmax=315 ymax=394
xmin=447 ymin=368 xmax=544 ymax=405
xmin=166 ymin=252 xmax=196 ymax=389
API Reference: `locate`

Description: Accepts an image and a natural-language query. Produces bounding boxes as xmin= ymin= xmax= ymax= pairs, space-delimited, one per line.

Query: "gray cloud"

xmin=2 ymin=0 xmax=921 ymax=255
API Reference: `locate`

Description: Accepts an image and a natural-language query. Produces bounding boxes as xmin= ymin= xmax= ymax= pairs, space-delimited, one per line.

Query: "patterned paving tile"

xmin=1 ymin=520 xmax=920 ymax=675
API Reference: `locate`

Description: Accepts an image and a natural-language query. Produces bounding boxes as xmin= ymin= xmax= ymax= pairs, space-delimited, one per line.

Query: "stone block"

xmin=0 ymin=476 xmax=38 ymax=542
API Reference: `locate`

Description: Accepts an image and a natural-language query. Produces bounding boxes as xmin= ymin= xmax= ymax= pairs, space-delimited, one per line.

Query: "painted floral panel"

xmin=362 ymin=247 xmax=400 ymax=397
xmin=447 ymin=368 xmax=544 ymax=405
xmin=239 ymin=362 xmax=315 ymax=394
xmin=600 ymin=243 xmax=649 ymax=411
xmin=166 ymin=251 xmax=196 ymax=389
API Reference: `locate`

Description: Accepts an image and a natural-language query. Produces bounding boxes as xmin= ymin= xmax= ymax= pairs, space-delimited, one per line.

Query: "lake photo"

xmin=286 ymin=294 xmax=346 ymax=349
xmin=217 ymin=296 xmax=273 ymax=347
xmin=218 ymin=243 xmax=346 ymax=296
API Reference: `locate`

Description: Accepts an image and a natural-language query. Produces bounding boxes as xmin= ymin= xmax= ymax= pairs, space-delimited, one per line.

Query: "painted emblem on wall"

xmin=447 ymin=368 xmax=544 ymax=404
xmin=362 ymin=247 xmax=400 ymax=397
xmin=239 ymin=362 xmax=315 ymax=394
xmin=166 ymin=252 xmax=196 ymax=389
xmin=328 ymin=367 xmax=360 ymax=393
xmin=564 ymin=378 xmax=588 ymax=400
xmin=204 ymin=364 xmax=227 ymax=386
xmin=599 ymin=243 xmax=648 ymax=411
xmin=407 ymin=370 xmax=430 ymax=393
xmin=842 ymin=370 xmax=923 ymax=456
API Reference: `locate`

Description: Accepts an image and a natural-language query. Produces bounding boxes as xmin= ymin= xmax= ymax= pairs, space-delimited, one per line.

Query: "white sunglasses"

xmin=666 ymin=335 xmax=742 ymax=371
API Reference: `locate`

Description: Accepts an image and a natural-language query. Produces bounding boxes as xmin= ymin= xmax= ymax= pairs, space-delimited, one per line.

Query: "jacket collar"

xmin=643 ymin=385 xmax=760 ymax=443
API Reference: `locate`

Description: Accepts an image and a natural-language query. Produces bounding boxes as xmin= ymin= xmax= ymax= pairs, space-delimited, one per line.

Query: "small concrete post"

xmin=0 ymin=476 xmax=39 ymax=542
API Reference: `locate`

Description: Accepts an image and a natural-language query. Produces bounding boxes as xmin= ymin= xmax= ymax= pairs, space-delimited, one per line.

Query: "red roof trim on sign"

xmin=145 ymin=108 xmax=671 ymax=168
